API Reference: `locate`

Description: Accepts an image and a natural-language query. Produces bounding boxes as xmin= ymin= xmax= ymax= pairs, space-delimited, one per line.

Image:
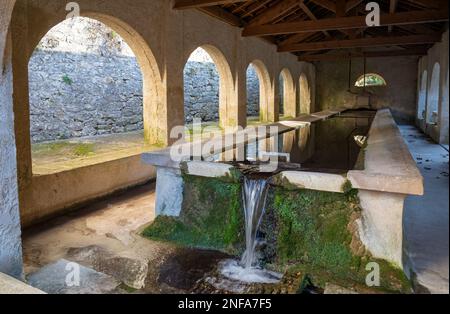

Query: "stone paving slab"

xmin=27 ymin=259 xmax=121 ymax=294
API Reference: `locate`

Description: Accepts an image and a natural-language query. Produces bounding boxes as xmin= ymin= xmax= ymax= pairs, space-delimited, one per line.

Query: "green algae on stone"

xmin=260 ymin=187 xmax=412 ymax=293
xmin=143 ymin=175 xmax=244 ymax=255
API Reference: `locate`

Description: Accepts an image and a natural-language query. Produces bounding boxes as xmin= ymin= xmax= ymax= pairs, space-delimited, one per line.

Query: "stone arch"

xmin=426 ymin=62 xmax=440 ymax=124
xmin=417 ymin=70 xmax=428 ymax=120
xmin=279 ymin=68 xmax=296 ymax=118
xmin=28 ymin=13 xmax=164 ymax=145
xmin=248 ymin=60 xmax=272 ymax=122
xmin=299 ymin=73 xmax=311 ymax=114
xmin=184 ymin=44 xmax=234 ymax=128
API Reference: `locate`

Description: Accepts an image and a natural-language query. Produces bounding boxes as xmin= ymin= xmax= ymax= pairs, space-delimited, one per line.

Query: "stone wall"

xmin=315 ymin=56 xmax=419 ymax=124
xmin=28 ymin=17 xmax=260 ymax=143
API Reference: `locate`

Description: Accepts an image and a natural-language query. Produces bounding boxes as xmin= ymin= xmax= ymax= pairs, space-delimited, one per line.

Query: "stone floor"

xmin=401 ymin=125 xmax=449 ymax=294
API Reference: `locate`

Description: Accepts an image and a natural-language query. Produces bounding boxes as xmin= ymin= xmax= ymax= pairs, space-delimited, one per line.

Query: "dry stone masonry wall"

xmin=28 ymin=17 xmax=259 ymax=143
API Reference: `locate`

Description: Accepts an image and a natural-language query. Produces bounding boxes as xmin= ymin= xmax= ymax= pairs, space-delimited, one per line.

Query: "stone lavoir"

xmin=142 ymin=109 xmax=418 ymax=294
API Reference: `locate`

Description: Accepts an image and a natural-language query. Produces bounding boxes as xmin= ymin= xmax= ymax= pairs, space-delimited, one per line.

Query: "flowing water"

xmin=219 ymin=176 xmax=282 ymax=286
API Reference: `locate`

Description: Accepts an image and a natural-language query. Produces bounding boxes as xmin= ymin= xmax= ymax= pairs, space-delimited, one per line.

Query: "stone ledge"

xmin=348 ymin=109 xmax=424 ymax=196
xmin=275 ymin=171 xmax=348 ymax=193
xmin=0 ymin=272 xmax=45 ymax=294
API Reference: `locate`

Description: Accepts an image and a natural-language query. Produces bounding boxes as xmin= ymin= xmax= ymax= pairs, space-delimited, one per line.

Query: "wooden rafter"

xmin=173 ymin=0 xmax=250 ymax=10
xmin=242 ymin=10 xmax=449 ymax=37
xmin=279 ymin=34 xmax=442 ymax=52
xmin=298 ymin=48 xmax=430 ymax=62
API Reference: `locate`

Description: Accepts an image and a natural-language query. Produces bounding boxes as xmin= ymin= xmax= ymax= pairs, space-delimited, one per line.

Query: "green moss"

xmin=265 ymin=187 xmax=411 ymax=293
xmin=62 ymin=74 xmax=73 ymax=85
xmin=142 ymin=175 xmax=411 ymax=293
xmin=143 ymin=175 xmax=244 ymax=255
xmin=73 ymin=143 xmax=95 ymax=157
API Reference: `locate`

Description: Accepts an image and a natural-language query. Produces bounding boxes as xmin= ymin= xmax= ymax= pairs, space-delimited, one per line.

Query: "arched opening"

xmin=246 ymin=64 xmax=260 ymax=123
xmin=427 ymin=63 xmax=441 ymax=125
xmin=279 ymin=68 xmax=295 ymax=119
xmin=418 ymin=71 xmax=428 ymax=120
xmin=247 ymin=60 xmax=271 ymax=123
xmin=299 ymin=73 xmax=311 ymax=114
xmin=355 ymin=73 xmax=387 ymax=87
xmin=184 ymin=47 xmax=220 ymax=133
xmin=28 ymin=16 xmax=161 ymax=175
xmin=183 ymin=45 xmax=234 ymax=133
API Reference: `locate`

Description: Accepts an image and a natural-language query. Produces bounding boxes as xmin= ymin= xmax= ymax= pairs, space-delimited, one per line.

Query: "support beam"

xmin=279 ymin=34 xmax=441 ymax=52
xmin=199 ymin=6 xmax=243 ymax=27
xmin=242 ymin=10 xmax=449 ymax=36
xmin=173 ymin=0 xmax=249 ymax=10
xmin=406 ymin=0 xmax=448 ymax=10
xmin=298 ymin=48 xmax=429 ymax=61
xmin=309 ymin=0 xmax=336 ymax=13
xmin=248 ymin=0 xmax=302 ymax=26
xmin=299 ymin=1 xmax=331 ymax=38
xmin=389 ymin=0 xmax=398 ymax=32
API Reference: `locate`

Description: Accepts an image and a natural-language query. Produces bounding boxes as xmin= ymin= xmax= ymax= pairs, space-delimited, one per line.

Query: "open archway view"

xmin=418 ymin=71 xmax=428 ymax=120
xmin=183 ymin=47 xmax=222 ymax=140
xmin=246 ymin=64 xmax=261 ymax=126
xmin=427 ymin=63 xmax=441 ymax=124
xmin=29 ymin=17 xmax=160 ymax=175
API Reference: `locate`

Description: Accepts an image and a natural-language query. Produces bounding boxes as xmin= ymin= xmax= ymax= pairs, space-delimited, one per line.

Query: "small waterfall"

xmin=240 ymin=177 xmax=270 ymax=269
xmin=218 ymin=174 xmax=282 ymax=286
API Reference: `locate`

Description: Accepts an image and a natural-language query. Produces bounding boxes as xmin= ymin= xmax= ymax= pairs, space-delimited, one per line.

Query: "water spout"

xmin=240 ymin=176 xmax=270 ymax=269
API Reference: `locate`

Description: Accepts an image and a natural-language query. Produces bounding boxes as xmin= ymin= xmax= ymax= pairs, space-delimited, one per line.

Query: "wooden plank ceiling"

xmin=173 ymin=0 xmax=449 ymax=61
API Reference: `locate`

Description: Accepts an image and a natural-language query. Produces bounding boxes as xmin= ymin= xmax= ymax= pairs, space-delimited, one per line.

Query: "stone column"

xmin=357 ymin=190 xmax=406 ymax=269
xmin=0 ymin=5 xmax=24 ymax=278
xmin=154 ymin=167 xmax=183 ymax=217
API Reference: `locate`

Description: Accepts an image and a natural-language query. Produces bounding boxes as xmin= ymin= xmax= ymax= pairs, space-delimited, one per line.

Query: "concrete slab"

xmin=27 ymin=259 xmax=121 ymax=294
xmin=401 ymin=125 xmax=449 ymax=294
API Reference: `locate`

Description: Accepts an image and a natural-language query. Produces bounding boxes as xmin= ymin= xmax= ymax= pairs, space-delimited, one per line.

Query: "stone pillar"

xmin=154 ymin=167 xmax=183 ymax=217
xmin=0 ymin=11 xmax=24 ymax=278
xmin=357 ymin=190 xmax=406 ymax=269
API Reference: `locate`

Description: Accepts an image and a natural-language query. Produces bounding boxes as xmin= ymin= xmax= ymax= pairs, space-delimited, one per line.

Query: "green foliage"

xmin=62 ymin=74 xmax=73 ymax=85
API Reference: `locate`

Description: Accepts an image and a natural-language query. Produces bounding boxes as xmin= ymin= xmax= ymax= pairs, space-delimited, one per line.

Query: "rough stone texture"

xmin=27 ymin=259 xmax=121 ymax=294
xmin=28 ymin=17 xmax=261 ymax=142
xmin=315 ymin=56 xmax=419 ymax=124
xmin=0 ymin=22 xmax=23 ymax=279
xmin=67 ymin=246 xmax=148 ymax=290
xmin=155 ymin=167 xmax=184 ymax=217
xmin=29 ymin=50 xmax=144 ymax=143
xmin=0 ymin=272 xmax=45 ymax=294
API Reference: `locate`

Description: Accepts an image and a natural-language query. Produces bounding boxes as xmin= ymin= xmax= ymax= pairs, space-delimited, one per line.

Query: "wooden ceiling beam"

xmin=248 ymin=0 xmax=303 ymax=26
xmin=406 ymin=0 xmax=448 ymax=10
xmin=173 ymin=0 xmax=250 ymax=10
xmin=243 ymin=10 xmax=449 ymax=36
xmin=280 ymin=34 xmax=441 ymax=52
xmin=389 ymin=0 xmax=399 ymax=32
xmin=298 ymin=48 xmax=429 ymax=61
xmin=299 ymin=1 xmax=331 ymax=38
xmin=199 ymin=6 xmax=244 ymax=26
xmin=309 ymin=0 xmax=337 ymax=13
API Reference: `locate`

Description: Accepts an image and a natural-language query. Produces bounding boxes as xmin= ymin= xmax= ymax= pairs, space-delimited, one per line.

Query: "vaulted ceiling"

xmin=173 ymin=0 xmax=449 ymax=61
